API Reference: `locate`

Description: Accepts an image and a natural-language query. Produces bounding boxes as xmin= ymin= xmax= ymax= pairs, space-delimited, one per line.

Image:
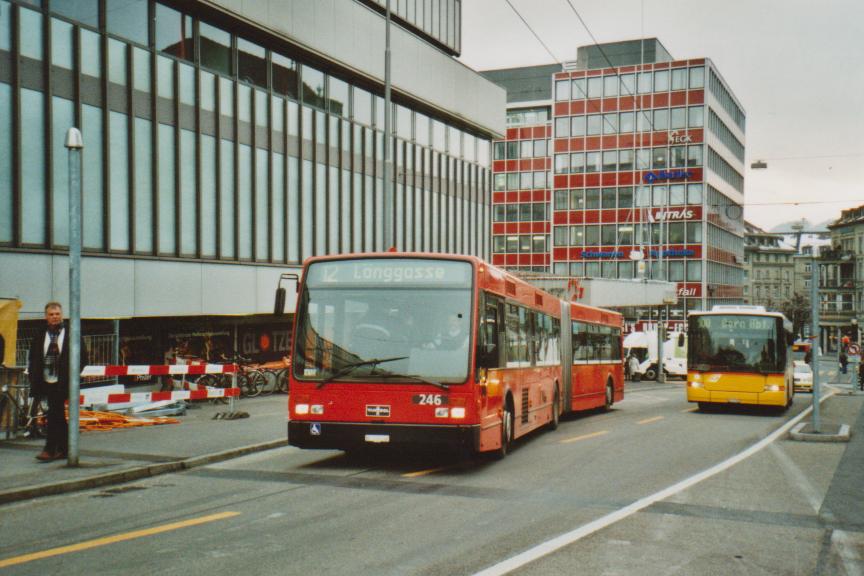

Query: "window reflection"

xmin=155 ymin=3 xmax=193 ymax=61
xmin=52 ymin=0 xmax=98 ymax=28
xmin=200 ymin=22 xmax=232 ymax=76
xmin=106 ymin=0 xmax=148 ymax=45
xmin=302 ymin=65 xmax=326 ymax=109
xmin=238 ymin=38 xmax=267 ymax=88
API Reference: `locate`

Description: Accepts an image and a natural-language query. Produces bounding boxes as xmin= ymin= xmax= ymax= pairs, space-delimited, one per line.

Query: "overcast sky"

xmin=457 ymin=0 xmax=864 ymax=232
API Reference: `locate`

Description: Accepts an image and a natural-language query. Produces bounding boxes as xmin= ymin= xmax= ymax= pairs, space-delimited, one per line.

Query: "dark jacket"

xmin=28 ymin=324 xmax=87 ymax=398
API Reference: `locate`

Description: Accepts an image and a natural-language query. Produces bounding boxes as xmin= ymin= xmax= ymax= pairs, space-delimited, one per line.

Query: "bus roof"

xmin=300 ymin=252 xmax=622 ymax=325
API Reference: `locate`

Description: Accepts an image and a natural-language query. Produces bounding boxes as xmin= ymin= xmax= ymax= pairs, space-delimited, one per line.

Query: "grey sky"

xmin=457 ymin=0 xmax=864 ymax=231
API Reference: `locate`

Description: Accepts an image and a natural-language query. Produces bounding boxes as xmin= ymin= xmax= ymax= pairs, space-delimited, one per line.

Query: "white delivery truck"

xmin=624 ymin=330 xmax=687 ymax=381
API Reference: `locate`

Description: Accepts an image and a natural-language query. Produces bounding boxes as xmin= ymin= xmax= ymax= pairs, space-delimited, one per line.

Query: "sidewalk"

xmin=0 ymin=395 xmax=289 ymax=505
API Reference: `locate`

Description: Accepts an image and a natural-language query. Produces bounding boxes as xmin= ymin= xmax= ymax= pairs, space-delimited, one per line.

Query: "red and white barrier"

xmin=79 ymin=387 xmax=240 ymax=405
xmin=81 ymin=364 xmax=238 ymax=377
xmin=78 ymin=364 xmax=240 ymax=406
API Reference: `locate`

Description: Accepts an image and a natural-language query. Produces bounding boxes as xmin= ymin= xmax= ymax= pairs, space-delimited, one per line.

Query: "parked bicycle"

xmin=0 ymin=379 xmax=47 ymax=440
xmin=194 ymin=353 xmax=265 ymax=399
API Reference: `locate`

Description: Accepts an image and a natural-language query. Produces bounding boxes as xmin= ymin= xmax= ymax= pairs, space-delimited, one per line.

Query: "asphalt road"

xmin=0 ymin=382 xmax=852 ymax=576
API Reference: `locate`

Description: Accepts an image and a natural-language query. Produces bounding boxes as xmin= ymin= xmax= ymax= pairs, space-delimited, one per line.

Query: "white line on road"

xmin=471 ymin=394 xmax=834 ymax=576
xmin=767 ymin=442 xmax=824 ymax=513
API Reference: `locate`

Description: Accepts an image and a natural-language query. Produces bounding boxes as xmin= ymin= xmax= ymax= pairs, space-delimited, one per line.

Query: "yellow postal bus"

xmin=687 ymin=306 xmax=794 ymax=410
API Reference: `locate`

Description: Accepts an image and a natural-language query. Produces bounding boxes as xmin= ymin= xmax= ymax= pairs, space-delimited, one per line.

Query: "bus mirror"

xmin=274 ymin=287 xmax=287 ymax=315
xmin=678 ymin=333 xmax=685 ymax=347
xmin=274 ymin=272 xmax=300 ymax=315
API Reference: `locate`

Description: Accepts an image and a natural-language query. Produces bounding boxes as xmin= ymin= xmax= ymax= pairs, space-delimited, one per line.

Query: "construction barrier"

xmin=81 ymin=364 xmax=238 ymax=378
xmin=80 ymin=364 xmax=240 ymax=413
xmin=78 ymin=388 xmax=240 ymax=405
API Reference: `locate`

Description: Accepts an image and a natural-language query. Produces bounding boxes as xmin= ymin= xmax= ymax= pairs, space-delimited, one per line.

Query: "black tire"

xmin=198 ymin=374 xmax=229 ymax=404
xmin=275 ymin=368 xmax=289 ymax=394
xmin=604 ymin=380 xmax=614 ymax=411
xmin=549 ymin=386 xmax=560 ymax=430
xmin=244 ymin=371 xmax=266 ymax=398
xmin=493 ymin=400 xmax=514 ymax=459
xmin=643 ymin=366 xmax=658 ymax=381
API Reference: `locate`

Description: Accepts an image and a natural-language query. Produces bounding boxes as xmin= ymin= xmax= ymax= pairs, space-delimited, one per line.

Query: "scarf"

xmin=44 ymin=326 xmax=62 ymax=382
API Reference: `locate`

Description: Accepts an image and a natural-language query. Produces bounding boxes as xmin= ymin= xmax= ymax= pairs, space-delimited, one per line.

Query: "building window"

xmin=52 ymin=0 xmax=99 ymax=28
xmin=155 ymin=3 xmax=193 ymax=61
xmin=200 ymin=22 xmax=233 ymax=76
xmin=302 ymin=65 xmax=326 ymax=109
xmin=106 ymin=0 xmax=149 ymax=45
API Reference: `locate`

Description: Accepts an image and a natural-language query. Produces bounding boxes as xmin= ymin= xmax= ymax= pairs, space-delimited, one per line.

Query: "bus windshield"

xmin=293 ymin=259 xmax=474 ymax=384
xmin=688 ymin=314 xmax=784 ymax=373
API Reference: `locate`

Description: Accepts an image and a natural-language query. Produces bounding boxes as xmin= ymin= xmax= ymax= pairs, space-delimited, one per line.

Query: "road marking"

xmin=0 ymin=511 xmax=240 ymax=569
xmin=560 ymin=430 xmax=608 ymax=444
xmin=768 ymin=443 xmax=824 ymax=513
xmin=471 ymin=394 xmax=832 ymax=576
xmin=637 ymin=416 xmax=664 ymax=425
xmin=402 ymin=466 xmax=451 ymax=478
xmin=680 ymin=407 xmax=698 ymax=413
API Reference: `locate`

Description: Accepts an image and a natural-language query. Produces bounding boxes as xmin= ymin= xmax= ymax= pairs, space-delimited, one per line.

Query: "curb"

xmin=0 ymin=438 xmax=289 ymax=506
xmin=789 ymin=422 xmax=851 ymax=443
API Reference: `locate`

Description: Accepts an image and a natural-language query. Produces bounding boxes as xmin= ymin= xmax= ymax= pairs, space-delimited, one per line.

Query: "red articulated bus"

xmin=287 ymin=253 xmax=623 ymax=457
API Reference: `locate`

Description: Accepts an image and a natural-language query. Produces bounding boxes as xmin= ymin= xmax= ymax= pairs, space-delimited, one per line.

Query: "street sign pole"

xmin=66 ymin=127 xmax=84 ymax=467
xmin=810 ymin=256 xmax=821 ymax=433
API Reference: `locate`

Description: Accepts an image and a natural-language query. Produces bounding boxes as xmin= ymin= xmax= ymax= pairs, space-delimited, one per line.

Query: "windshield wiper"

xmin=373 ymin=372 xmax=450 ymax=390
xmin=316 ymin=356 xmax=408 ymax=389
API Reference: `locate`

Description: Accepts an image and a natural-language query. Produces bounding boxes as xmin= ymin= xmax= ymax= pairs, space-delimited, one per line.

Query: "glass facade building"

xmin=486 ymin=39 xmax=746 ymax=318
xmin=0 ymin=0 xmax=503 ymax=366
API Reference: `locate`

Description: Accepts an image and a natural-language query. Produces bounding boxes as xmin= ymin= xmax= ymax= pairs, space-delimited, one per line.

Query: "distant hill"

xmin=769 ymin=219 xmax=833 ymax=233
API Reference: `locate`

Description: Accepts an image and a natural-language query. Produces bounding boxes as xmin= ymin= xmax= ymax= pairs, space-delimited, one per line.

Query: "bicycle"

xmin=197 ymin=353 xmax=266 ymax=399
xmin=0 ymin=382 xmax=47 ymax=440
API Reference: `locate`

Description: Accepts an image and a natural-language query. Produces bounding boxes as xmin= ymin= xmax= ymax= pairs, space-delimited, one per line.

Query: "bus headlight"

xmin=311 ymin=404 xmax=324 ymax=415
xmin=765 ymin=385 xmax=784 ymax=392
xmin=688 ymin=381 xmax=702 ymax=388
xmin=295 ymin=403 xmax=310 ymax=415
xmin=450 ymin=407 xmax=466 ymax=419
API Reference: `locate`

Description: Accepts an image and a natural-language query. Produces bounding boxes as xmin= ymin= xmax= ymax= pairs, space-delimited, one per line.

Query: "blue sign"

xmin=643 ymin=170 xmax=694 ymax=184
xmin=649 ymin=249 xmax=695 ymax=258
xmin=583 ymin=251 xmax=624 ymax=259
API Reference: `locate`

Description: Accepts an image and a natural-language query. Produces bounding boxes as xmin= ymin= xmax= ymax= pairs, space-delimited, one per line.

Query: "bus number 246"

xmin=413 ymin=394 xmax=448 ymax=406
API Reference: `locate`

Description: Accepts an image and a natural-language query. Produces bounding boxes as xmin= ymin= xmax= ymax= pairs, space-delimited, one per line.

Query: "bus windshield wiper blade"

xmin=316 ymin=356 xmax=408 ymax=388
xmin=374 ymin=372 xmax=450 ymax=390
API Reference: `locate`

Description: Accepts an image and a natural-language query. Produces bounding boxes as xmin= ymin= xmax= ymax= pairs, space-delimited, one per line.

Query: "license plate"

xmin=364 ymin=434 xmax=390 ymax=444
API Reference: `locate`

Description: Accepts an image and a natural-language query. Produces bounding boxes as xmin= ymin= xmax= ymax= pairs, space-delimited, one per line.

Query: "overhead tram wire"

xmin=558 ymin=0 xmax=661 ymax=276
xmin=505 ymin=0 xmax=657 ymax=280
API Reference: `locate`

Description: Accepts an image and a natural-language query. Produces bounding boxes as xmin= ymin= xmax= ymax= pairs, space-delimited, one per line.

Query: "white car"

xmin=793 ymin=360 xmax=813 ymax=392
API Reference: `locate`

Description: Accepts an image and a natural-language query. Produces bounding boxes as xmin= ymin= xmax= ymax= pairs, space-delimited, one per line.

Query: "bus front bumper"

xmin=687 ymin=388 xmax=788 ymax=407
xmin=288 ymin=421 xmax=481 ymax=451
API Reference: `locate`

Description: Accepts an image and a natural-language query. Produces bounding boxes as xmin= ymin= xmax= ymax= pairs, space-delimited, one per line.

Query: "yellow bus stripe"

xmin=561 ymin=430 xmax=608 ymax=444
xmin=0 ymin=511 xmax=240 ymax=569
xmin=637 ymin=416 xmax=664 ymax=425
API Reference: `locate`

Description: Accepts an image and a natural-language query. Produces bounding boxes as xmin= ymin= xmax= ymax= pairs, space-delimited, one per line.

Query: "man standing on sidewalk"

xmin=28 ymin=302 xmax=85 ymax=462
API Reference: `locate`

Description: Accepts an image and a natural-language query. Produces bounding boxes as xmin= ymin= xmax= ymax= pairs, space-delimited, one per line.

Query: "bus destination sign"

xmin=307 ymin=259 xmax=472 ymax=288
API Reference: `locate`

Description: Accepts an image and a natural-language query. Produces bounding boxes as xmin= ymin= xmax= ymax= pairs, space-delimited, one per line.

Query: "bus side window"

xmin=477 ymin=297 xmax=501 ymax=371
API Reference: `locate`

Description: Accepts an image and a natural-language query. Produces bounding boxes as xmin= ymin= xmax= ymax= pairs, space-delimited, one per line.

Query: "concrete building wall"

xmin=202 ymin=0 xmax=506 ymax=136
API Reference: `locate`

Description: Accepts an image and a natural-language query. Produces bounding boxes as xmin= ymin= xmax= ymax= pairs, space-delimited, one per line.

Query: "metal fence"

xmin=16 ymin=334 xmax=118 ymax=384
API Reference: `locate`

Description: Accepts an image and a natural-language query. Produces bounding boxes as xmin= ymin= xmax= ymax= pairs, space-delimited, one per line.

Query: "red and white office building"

xmin=484 ymin=39 xmax=746 ymax=324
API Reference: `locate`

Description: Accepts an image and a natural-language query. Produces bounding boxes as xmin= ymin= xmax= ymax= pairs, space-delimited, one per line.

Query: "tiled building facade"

xmin=485 ymin=39 xmax=746 ymax=316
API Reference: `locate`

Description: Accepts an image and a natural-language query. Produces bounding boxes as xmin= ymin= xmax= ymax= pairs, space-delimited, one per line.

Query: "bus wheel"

xmin=549 ymin=386 xmax=560 ymax=430
xmin=604 ymin=380 xmax=614 ymax=411
xmin=643 ymin=366 xmax=658 ymax=381
xmin=494 ymin=400 xmax=514 ymax=459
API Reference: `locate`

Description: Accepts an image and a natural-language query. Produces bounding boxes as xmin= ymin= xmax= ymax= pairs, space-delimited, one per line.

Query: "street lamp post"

xmin=382 ymin=0 xmax=393 ymax=250
xmin=65 ymin=127 xmax=83 ymax=467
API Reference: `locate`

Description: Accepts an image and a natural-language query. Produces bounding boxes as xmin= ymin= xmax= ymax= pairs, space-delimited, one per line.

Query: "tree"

xmin=781 ymin=292 xmax=812 ymax=337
